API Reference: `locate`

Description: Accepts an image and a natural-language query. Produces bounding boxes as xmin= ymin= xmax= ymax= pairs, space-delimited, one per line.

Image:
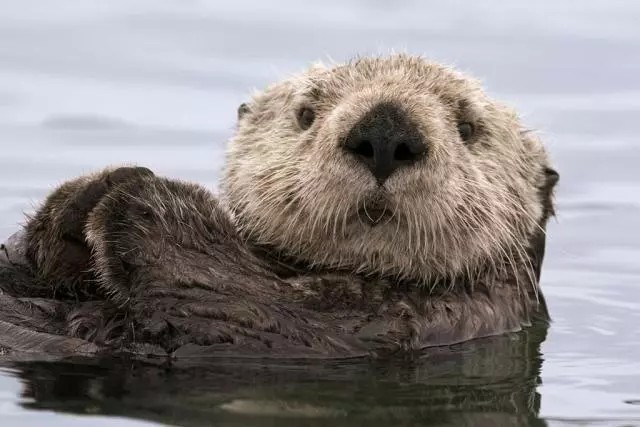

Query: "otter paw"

xmin=136 ymin=311 xmax=238 ymax=353
xmin=83 ymin=172 xmax=257 ymax=305
xmin=24 ymin=166 xmax=155 ymax=299
xmin=354 ymin=299 xmax=422 ymax=353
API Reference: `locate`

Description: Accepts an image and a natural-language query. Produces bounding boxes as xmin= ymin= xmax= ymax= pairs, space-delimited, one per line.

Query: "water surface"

xmin=1 ymin=1 xmax=640 ymax=426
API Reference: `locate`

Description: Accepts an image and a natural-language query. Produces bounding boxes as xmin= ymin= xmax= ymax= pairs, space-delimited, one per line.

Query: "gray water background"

xmin=0 ymin=0 xmax=639 ymax=425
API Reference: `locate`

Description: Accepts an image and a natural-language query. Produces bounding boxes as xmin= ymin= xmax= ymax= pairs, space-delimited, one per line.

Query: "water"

xmin=1 ymin=1 xmax=639 ymax=425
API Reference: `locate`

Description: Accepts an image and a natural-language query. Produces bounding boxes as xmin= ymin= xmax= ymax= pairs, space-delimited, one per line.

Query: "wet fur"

xmin=0 ymin=54 xmax=558 ymax=358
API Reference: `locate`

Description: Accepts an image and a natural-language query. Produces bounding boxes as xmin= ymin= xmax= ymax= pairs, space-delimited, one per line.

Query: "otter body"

xmin=0 ymin=54 xmax=558 ymax=359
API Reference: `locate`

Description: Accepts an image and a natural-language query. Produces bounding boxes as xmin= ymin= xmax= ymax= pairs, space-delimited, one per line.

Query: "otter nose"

xmin=343 ymin=102 xmax=426 ymax=183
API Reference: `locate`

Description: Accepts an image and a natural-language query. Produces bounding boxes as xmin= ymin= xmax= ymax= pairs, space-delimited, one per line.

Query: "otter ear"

xmin=526 ymin=167 xmax=559 ymax=287
xmin=544 ymin=167 xmax=559 ymax=190
xmin=539 ymin=166 xmax=559 ymax=221
xmin=237 ymin=102 xmax=251 ymax=120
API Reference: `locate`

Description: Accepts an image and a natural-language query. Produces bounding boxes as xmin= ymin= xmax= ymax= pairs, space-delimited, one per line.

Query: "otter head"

xmin=223 ymin=54 xmax=558 ymax=287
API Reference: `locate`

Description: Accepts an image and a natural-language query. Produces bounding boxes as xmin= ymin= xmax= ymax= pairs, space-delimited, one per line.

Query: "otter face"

xmin=223 ymin=54 xmax=558 ymax=284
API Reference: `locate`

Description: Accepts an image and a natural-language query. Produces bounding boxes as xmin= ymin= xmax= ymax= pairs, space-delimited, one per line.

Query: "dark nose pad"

xmin=343 ymin=102 xmax=427 ymax=183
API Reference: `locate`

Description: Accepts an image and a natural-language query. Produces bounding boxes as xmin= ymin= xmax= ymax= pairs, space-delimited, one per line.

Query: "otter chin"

xmin=0 ymin=54 xmax=559 ymax=359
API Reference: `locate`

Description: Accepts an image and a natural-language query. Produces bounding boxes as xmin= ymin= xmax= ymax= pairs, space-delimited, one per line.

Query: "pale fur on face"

xmin=222 ymin=54 xmax=553 ymax=288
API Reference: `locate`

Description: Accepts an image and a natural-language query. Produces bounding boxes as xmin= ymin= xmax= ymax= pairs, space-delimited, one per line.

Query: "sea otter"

xmin=0 ymin=54 xmax=559 ymax=359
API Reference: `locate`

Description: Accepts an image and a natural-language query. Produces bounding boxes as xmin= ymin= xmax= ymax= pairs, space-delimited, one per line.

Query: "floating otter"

xmin=0 ymin=54 xmax=559 ymax=360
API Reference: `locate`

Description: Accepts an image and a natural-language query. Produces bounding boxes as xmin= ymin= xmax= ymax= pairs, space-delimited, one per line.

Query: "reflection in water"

xmin=4 ymin=321 xmax=548 ymax=426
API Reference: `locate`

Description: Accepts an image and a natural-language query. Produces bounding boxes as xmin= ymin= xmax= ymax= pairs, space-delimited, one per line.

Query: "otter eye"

xmin=297 ymin=107 xmax=315 ymax=130
xmin=458 ymin=122 xmax=475 ymax=142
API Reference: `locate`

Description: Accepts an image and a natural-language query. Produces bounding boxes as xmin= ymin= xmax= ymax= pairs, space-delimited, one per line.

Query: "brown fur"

xmin=0 ymin=54 xmax=558 ymax=358
xmin=23 ymin=166 xmax=155 ymax=300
